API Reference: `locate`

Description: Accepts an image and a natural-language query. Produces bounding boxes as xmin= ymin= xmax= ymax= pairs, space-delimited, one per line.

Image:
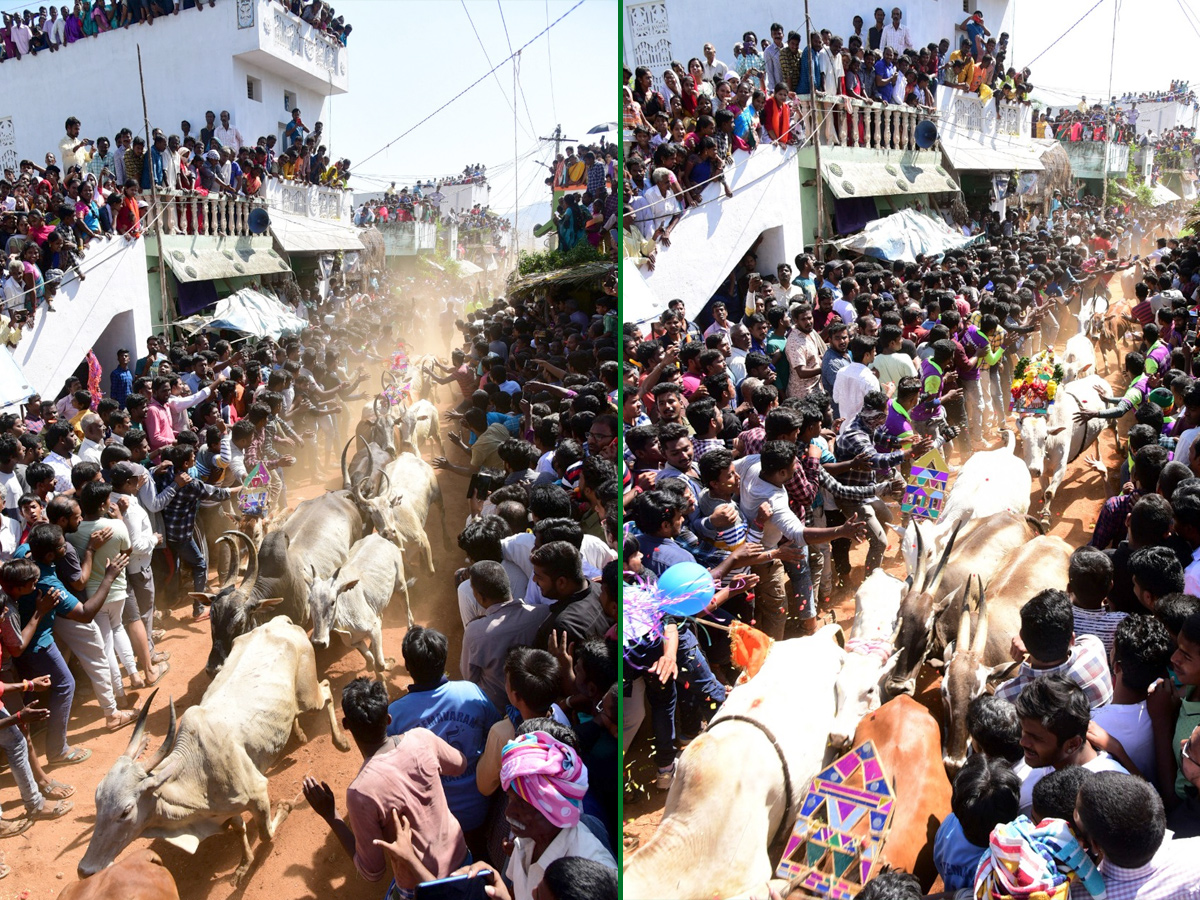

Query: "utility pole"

xmin=137 ymin=45 xmax=171 ymax=335
xmin=539 ymin=125 xmax=578 ymax=158
xmin=804 ymin=0 xmax=826 ymax=255
xmin=1101 ymin=0 xmax=1119 ymax=214
xmin=513 ymin=51 xmax=520 ymax=272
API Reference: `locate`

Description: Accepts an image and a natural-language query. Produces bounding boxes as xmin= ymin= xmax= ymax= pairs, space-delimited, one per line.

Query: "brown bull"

xmin=58 ymin=850 xmax=179 ymax=900
xmin=851 ymin=696 xmax=951 ymax=891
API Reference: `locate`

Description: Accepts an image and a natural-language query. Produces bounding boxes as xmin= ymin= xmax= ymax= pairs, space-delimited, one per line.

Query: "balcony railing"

xmin=149 ymin=190 xmax=269 ymax=238
xmin=803 ymin=95 xmax=940 ymax=152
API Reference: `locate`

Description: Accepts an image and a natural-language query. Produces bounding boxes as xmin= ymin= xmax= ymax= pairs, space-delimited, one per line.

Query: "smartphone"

xmin=414 ymin=870 xmax=494 ymax=900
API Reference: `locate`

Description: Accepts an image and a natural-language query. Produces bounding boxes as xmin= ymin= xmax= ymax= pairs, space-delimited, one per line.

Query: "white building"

xmin=0 ymin=0 xmax=365 ymax=402
xmin=1116 ymin=98 xmax=1200 ymax=139
xmin=0 ymin=0 xmax=347 ymax=168
xmin=354 ymin=180 xmax=491 ymax=216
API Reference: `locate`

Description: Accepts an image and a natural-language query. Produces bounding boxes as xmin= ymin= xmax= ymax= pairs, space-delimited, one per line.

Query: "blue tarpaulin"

xmin=174 ymin=288 xmax=307 ymax=339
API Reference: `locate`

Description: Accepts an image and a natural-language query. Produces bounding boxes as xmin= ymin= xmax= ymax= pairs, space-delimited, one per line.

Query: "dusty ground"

xmin=4 ymin=352 xmax=472 ymax=898
xmin=623 ymin=310 xmax=1135 ymax=856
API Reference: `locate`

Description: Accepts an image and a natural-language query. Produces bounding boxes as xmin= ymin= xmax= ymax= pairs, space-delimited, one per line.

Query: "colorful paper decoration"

xmin=238 ymin=462 xmax=271 ymax=518
xmin=775 ymin=741 xmax=896 ymax=899
xmin=901 ymin=448 xmax=949 ymax=521
xmin=1010 ymin=351 xmax=1063 ymax=417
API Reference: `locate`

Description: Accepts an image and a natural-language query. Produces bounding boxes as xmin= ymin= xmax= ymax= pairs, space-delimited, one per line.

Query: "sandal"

xmin=106 ymin=710 xmax=137 ymax=731
xmin=142 ymin=662 xmax=171 ymax=688
xmin=0 ymin=818 xmax=31 ymax=838
xmin=48 ymin=748 xmax=91 ymax=767
xmin=151 ymin=650 xmax=170 ymax=664
xmin=38 ymin=780 xmax=74 ymax=801
xmin=29 ymin=799 xmax=72 ymax=821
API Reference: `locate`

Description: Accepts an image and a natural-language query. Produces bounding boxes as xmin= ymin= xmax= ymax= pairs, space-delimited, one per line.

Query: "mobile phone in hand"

xmin=415 ymin=871 xmax=494 ymax=900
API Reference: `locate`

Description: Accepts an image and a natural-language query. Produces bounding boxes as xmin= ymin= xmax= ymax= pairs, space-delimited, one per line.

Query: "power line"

xmin=349 ymin=0 xmax=586 ymax=174
xmin=459 ymin=0 xmax=536 ymax=143
xmin=499 ymin=1 xmax=540 ymax=140
xmin=1175 ymin=0 xmax=1200 ymax=41
xmin=1023 ymin=0 xmax=1109 ymax=69
xmin=545 ymin=0 xmax=558 ymax=122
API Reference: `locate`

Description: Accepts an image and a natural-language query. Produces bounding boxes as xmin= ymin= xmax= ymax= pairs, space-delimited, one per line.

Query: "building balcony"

xmin=233 ymin=0 xmax=349 ymax=95
xmin=376 ymin=221 xmax=438 ymax=257
xmin=148 ymin=190 xmax=270 ymax=238
xmin=261 ymin=178 xmax=353 ymax=222
xmin=799 ymin=96 xmax=942 ymax=156
xmin=1056 ymin=139 xmax=1130 ymax=180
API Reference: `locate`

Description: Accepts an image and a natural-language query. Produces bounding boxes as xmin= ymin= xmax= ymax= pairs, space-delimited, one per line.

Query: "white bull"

xmin=79 ymin=617 xmax=350 ymax=885
xmin=623 ymin=626 xmax=846 ymax=900
xmin=1017 ymin=374 xmax=1110 ymax=525
xmin=897 ymin=430 xmax=1032 ymax=578
xmin=308 ymin=533 xmax=414 ymax=678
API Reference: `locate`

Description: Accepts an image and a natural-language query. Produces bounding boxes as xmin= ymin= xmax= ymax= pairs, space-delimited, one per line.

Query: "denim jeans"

xmin=642 ymin=629 xmax=727 ymax=768
xmin=13 ymin=642 xmax=74 ymax=761
xmin=782 ymin=546 xmax=815 ymax=621
xmin=0 ymin=713 xmax=43 ymax=812
xmin=168 ymin=535 xmax=208 ymax=592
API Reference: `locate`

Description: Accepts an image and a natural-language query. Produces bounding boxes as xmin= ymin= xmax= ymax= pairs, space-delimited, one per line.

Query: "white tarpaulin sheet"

xmin=831 ymin=208 xmax=981 ymax=263
xmin=0 ymin=348 xmax=35 ymax=409
xmin=175 ymin=288 xmax=307 ymax=339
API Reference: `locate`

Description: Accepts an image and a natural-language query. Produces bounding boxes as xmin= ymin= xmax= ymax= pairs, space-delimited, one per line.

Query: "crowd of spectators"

xmin=0 ymin=258 xmax=619 ymax=894
xmin=0 ymin=0 xmax=348 ymax=61
xmin=1119 ymin=80 xmax=1197 ymax=107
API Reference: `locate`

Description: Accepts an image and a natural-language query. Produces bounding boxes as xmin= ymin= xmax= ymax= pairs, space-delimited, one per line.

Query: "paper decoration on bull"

xmin=775 ymin=741 xmax=895 ymax=899
xmin=902 ymin=447 xmax=949 ymax=521
xmin=238 ymin=462 xmax=271 ymax=517
xmin=1011 ymin=352 xmax=1063 ymax=417
xmin=622 ymin=563 xmax=716 ymax=657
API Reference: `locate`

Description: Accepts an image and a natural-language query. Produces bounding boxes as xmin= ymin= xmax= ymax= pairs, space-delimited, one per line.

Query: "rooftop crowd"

xmin=621 ymin=140 xmax=1200 ymax=893
xmin=0 ymin=0 xmax=348 ymax=60
xmin=0 ymin=241 xmax=620 ymax=895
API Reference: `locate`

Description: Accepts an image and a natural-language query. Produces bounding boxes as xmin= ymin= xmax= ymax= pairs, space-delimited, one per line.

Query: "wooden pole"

xmin=805 ymin=0 xmax=825 ymax=255
xmin=137 ymin=44 xmax=172 ymax=336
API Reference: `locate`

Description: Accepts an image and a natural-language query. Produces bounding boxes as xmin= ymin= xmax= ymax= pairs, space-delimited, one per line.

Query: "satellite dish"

xmin=248 ymin=208 xmax=271 ymax=234
xmin=914 ymin=120 xmax=938 ymax=149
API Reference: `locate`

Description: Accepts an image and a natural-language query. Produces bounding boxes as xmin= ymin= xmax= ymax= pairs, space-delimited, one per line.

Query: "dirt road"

xmin=6 ymin=376 xmax=470 ymax=898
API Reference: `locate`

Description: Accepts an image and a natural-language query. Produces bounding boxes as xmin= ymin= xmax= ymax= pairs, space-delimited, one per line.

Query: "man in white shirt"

xmin=834 ymin=337 xmax=881 ymax=431
xmin=77 ymin=413 xmax=106 ymax=465
xmin=871 ymin=325 xmax=918 ymax=392
xmin=764 ymin=23 xmax=785 ymax=91
xmin=0 ymin=436 xmax=23 ymax=558
xmin=43 ymin=423 xmax=79 ymax=493
xmin=58 ymin=116 xmax=92 ymax=170
xmin=701 ymin=43 xmax=730 ymax=82
xmin=882 ymin=7 xmax=913 ymax=54
xmin=212 ymin=110 xmax=244 ymax=151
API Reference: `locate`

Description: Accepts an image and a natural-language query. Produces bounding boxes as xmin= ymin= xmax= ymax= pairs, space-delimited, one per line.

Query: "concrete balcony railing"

xmin=235 ymin=0 xmax=349 ymax=95
xmin=261 ymin=178 xmax=353 ymax=221
xmin=937 ymin=91 xmax=1032 ymax=142
xmin=148 ymin=190 xmax=269 ymax=237
xmin=376 ymin=220 xmax=438 ymax=256
xmin=802 ymin=95 xmax=940 ymax=152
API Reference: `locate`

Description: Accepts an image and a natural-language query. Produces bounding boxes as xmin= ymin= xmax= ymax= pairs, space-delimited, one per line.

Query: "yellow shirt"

xmin=69 ymin=408 xmax=88 ymax=439
xmin=281 ymin=159 xmax=295 ymax=180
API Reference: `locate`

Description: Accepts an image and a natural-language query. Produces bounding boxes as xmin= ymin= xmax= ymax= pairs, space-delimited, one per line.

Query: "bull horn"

xmin=123 ymin=688 xmax=159 ymax=758
xmin=223 ymin=529 xmax=259 ymax=591
xmin=971 ymin=575 xmax=990 ymax=655
xmin=377 ymin=470 xmax=391 ymax=500
xmin=353 ymin=477 xmax=372 ymax=504
xmin=955 ymin=580 xmax=973 ymax=654
xmin=926 ymin=520 xmax=964 ymax=597
xmin=142 ymin=696 xmax=177 ymax=773
xmin=214 ymin=534 xmax=239 ymax=589
xmin=912 ymin=524 xmax=927 ymax=596
xmin=339 ymin=435 xmax=356 ymax=489
xmin=381 ymin=369 xmax=397 ymax=390
xmin=374 ymin=393 xmax=388 ymax=420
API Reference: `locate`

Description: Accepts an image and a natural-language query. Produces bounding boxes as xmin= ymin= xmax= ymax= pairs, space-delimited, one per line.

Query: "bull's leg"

xmin=292 ymin=717 xmax=309 ymax=745
xmin=350 ymin=634 xmax=376 ymax=674
xmin=230 ymin=814 xmax=255 ymax=886
xmin=234 ymin=772 xmax=296 ymax=886
xmin=398 ymin=571 xmax=414 ymax=629
xmin=420 ymin=532 xmax=436 ymax=576
xmin=319 ymin=678 xmax=351 ymax=752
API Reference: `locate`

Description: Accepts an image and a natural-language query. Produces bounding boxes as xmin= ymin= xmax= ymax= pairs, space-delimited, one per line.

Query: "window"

xmin=284 ymin=91 xmax=297 ymax=113
xmin=247 ymin=76 xmax=263 ymax=103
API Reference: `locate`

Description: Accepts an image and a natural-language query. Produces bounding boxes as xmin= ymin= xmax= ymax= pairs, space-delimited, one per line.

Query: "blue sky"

xmin=329 ymin=0 xmax=616 ymax=239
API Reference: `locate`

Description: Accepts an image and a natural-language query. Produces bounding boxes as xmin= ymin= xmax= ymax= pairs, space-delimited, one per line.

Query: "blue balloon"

xmin=657 ymin=561 xmax=716 ymax=616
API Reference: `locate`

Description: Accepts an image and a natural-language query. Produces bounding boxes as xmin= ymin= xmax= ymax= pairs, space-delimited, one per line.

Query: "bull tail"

xmin=1023 ymin=514 xmax=1047 ymax=536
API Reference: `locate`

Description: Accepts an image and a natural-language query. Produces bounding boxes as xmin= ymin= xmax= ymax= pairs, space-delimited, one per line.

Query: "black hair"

xmin=1155 ymin=592 xmax=1200 ymax=635
xmin=1076 ymin=772 xmax=1165 ymax=868
xmin=856 ymin=872 xmax=922 ymax=900
xmin=541 ymin=858 xmax=618 ymax=900
xmin=528 ymin=483 xmax=572 ymax=520
xmin=27 ymin=523 xmax=63 ymax=561
xmin=1068 ymin=546 xmax=1112 ymax=604
xmin=340 ymin=676 xmax=390 ymax=739
xmin=966 ymin=695 xmax=1023 ymax=763
xmin=698 ymin=447 xmax=734 ymax=488
xmin=1031 ymin=765 xmax=1090 ymax=823
xmin=951 ymin=753 xmax=1020 ymax=847
xmin=1112 ymin=614 xmax=1172 ymax=692
xmin=1129 ymin=545 xmax=1185 ymax=599
xmin=1019 ymin=589 xmax=1073 ymax=662
xmin=1014 ymin=675 xmax=1090 ymax=745
xmin=504 ymin=646 xmax=559 ymax=713
xmin=457 ymin=515 xmax=511 ymax=563
xmin=1130 ymin=493 xmax=1174 ymax=545
xmin=760 ymin=439 xmax=796 ymax=478
xmin=529 ymin=540 xmax=583 ymax=582
xmin=78 ymin=480 xmax=112 ymax=517
xmin=532 ymin=517 xmax=584 ymax=549
xmin=573 ymin=638 xmax=616 ymax=693
xmin=401 ymin=625 xmax=448 ymax=685
xmin=630 ymin=490 xmax=686 ymax=535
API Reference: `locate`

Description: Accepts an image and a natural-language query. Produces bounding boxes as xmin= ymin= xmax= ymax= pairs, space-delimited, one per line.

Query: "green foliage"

xmin=517 ymin=241 xmax=604 ymax=276
xmin=1134 ymin=182 xmax=1154 ymax=206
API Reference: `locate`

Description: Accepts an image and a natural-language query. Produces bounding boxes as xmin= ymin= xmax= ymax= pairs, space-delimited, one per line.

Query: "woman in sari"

xmin=63 ymin=4 xmax=84 ymax=43
xmin=554 ymin=194 xmax=586 ymax=252
xmin=91 ymin=0 xmax=111 ymax=32
xmin=80 ymin=0 xmax=97 ymax=35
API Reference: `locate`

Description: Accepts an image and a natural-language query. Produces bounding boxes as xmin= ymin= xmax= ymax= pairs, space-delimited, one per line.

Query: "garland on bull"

xmin=1011 ymin=351 xmax=1064 ymax=416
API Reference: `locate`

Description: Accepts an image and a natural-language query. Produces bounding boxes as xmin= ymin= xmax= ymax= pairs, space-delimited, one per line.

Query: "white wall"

xmin=624 ymin=0 xmax=1014 ymax=94
xmin=12 ymin=237 xmax=152 ymax=398
xmin=353 ymin=181 xmax=491 ymax=216
xmin=626 ymin=143 xmax=802 ymax=324
xmin=1116 ymin=100 xmax=1200 ymax=138
xmin=0 ymin=0 xmax=343 ymax=171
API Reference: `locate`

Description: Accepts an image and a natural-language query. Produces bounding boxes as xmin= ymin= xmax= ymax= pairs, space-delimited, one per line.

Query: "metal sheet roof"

xmin=941 ymin=140 xmax=1046 ymax=172
xmin=159 ymin=236 xmax=289 ymax=283
xmin=270 ymin=209 xmax=365 ymax=253
xmin=821 ymin=160 xmax=961 ymax=199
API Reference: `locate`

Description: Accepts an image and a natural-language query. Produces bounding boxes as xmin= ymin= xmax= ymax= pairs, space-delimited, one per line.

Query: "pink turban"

xmin=500 ymin=732 xmax=589 ymax=828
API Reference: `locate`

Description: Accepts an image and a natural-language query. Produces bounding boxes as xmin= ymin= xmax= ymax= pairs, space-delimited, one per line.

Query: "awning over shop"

xmin=270 ymin=210 xmax=365 ymax=254
xmin=0 ymin=349 xmax=35 ymax=410
xmin=159 ymin=237 xmax=290 ymax=283
xmin=821 ymin=160 xmax=960 ymax=199
xmin=173 ymin=287 xmax=307 ymax=339
xmin=830 ymin=208 xmax=982 ymax=262
xmin=1150 ymin=183 xmax=1183 ymax=205
xmin=941 ymin=140 xmax=1046 ymax=173
xmin=456 ymin=260 xmax=484 ymax=277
